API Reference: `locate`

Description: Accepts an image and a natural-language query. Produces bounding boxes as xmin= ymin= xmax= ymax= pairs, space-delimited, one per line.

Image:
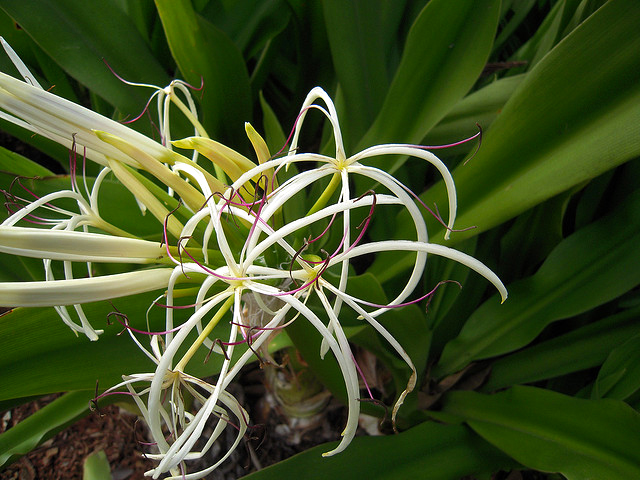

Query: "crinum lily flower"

xmin=0 ymin=37 xmax=230 ymax=339
xmin=0 ymin=37 xmax=507 ymax=479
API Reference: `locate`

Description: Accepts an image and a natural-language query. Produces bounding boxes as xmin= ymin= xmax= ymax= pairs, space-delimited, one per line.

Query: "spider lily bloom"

xmin=145 ymin=111 xmax=507 ymax=462
xmin=0 ymin=39 xmax=166 ymax=171
xmin=0 ymin=175 xmax=176 ymax=339
xmin=0 ymin=37 xmax=507 ymax=476
xmin=200 ymin=87 xmax=506 ymax=444
xmin=0 ymin=38 xmax=258 ymax=339
xmin=94 ymin=293 xmax=248 ymax=480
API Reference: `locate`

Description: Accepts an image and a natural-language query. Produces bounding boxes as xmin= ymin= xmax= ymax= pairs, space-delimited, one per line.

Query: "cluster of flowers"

xmin=0 ymin=38 xmax=506 ymax=479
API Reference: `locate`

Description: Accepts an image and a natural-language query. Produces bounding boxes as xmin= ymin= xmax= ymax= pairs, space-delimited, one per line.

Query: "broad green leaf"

xmin=422 ymin=74 xmax=525 ymax=156
xmin=348 ymin=273 xmax=430 ymax=380
xmin=0 ymin=8 xmax=37 ymax=73
xmin=285 ymin=305 xmax=348 ymax=408
xmin=435 ymin=188 xmax=640 ymax=376
xmin=83 ymin=451 xmax=112 ymax=480
xmin=31 ymin=43 xmax=79 ymax=104
xmin=443 ymin=386 xmax=640 ymax=479
xmin=285 ymin=272 xmax=428 ymax=420
xmin=259 ymin=91 xmax=286 ymax=154
xmin=154 ymin=0 xmax=252 ymax=146
xmin=202 ymin=0 xmax=290 ymax=60
xmin=426 ymin=229 xmax=502 ymax=358
xmin=323 ymin=0 xmax=406 ymax=147
xmin=0 ymin=171 xmax=165 ymax=240
xmin=0 ymin=254 xmax=43 ymax=281
xmin=346 ymin=273 xmax=429 ymax=422
xmin=0 ymin=390 xmax=91 ymax=467
xmin=423 ymin=236 xmax=478 ymax=330
xmin=492 ymin=0 xmax=538 ymax=55
xmin=573 ymin=169 xmax=615 ymax=230
xmin=360 ymin=0 xmax=500 ymax=149
xmin=241 ymin=420 xmax=515 ymax=480
xmin=484 ymin=307 xmax=640 ymax=391
xmin=510 ymin=0 xmax=566 ymax=70
xmin=560 ymin=0 xmax=608 ymax=38
xmin=594 ymin=332 xmax=640 ymax=400
xmin=0 ymin=292 xmax=227 ymax=400
xmin=421 ymin=0 xmax=640 ymax=245
xmin=0 ymin=282 xmax=290 ymax=402
xmin=0 ymin=0 xmax=169 ymax=115
xmin=0 ymin=145 xmax=53 ymax=176
xmin=282 ymin=1 xmax=334 ymax=99
xmin=0 ymin=118 xmax=70 ymax=168
xmin=113 ymin=0 xmax=157 ymax=41
xmin=498 ymin=190 xmax=570 ymax=282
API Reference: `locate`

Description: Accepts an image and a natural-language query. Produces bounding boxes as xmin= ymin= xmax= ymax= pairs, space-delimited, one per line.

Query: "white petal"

xmin=0 ymin=227 xmax=166 ymax=263
xmin=331 ymin=240 xmax=508 ymax=304
xmin=0 ymin=71 xmax=168 ymax=166
xmin=0 ymin=268 xmax=173 ymax=307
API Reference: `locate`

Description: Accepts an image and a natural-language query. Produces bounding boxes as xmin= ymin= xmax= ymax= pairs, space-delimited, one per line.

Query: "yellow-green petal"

xmin=107 ymin=158 xmax=184 ymax=239
xmin=173 ymin=136 xmax=257 ymax=183
xmin=95 ymin=131 xmax=205 ymax=211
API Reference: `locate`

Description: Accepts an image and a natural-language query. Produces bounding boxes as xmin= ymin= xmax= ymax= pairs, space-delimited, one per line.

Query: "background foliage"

xmin=1 ymin=0 xmax=639 ymax=478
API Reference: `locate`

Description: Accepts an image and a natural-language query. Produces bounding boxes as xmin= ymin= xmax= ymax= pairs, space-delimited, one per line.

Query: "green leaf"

xmin=0 ymin=292 xmax=228 ymax=400
xmin=423 ymin=236 xmax=478 ymax=331
xmin=0 ymin=0 xmax=169 ymax=115
xmin=498 ymin=190 xmax=571 ymax=282
xmin=259 ymin=91 xmax=286 ymax=154
xmin=154 ymin=0 xmax=252 ymax=146
xmin=594 ymin=332 xmax=640 ymax=400
xmin=0 ymin=391 xmax=91 ymax=467
xmin=484 ymin=307 xmax=640 ymax=391
xmin=348 ymin=273 xmax=430 ymax=381
xmin=284 ymin=305 xmax=348 ymax=407
xmin=422 ymin=0 xmax=640 ymax=244
xmin=113 ymin=0 xmax=157 ymax=41
xmin=31 ymin=42 xmax=79 ymax=104
xmin=360 ymin=0 xmax=500 ymax=149
xmin=435 ymin=188 xmax=640 ymax=376
xmin=285 ymin=272 xmax=428 ymax=420
xmin=510 ymin=0 xmax=567 ymax=70
xmin=346 ymin=273 xmax=430 ymax=422
xmin=83 ymin=450 xmax=112 ymax=480
xmin=323 ymin=0 xmax=406 ymax=147
xmin=241 ymin=420 xmax=515 ymax=480
xmin=422 ymin=74 xmax=525 ymax=156
xmin=492 ymin=0 xmax=538 ymax=55
xmin=0 ymin=145 xmax=53 ymax=176
xmin=442 ymin=386 xmax=640 ymax=479
xmin=427 ymin=232 xmax=505 ymax=358
xmin=202 ymin=0 xmax=291 ymax=60
xmin=0 ymin=118 xmax=70 ymax=168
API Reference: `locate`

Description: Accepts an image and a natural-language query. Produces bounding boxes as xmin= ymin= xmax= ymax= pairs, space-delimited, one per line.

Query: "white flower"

xmin=0 ymin=37 xmax=227 ymax=339
xmin=145 ymin=87 xmax=507 ymax=460
xmin=0 ymin=36 xmax=506 ymax=478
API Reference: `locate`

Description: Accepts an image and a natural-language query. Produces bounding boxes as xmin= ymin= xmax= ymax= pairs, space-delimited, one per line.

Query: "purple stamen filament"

xmin=352 ymin=280 xmax=461 ymax=310
xmin=352 ymin=353 xmax=374 ymax=400
xmin=107 ymin=310 xmax=184 ymax=335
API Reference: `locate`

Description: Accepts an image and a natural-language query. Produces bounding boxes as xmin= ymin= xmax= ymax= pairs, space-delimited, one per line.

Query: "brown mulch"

xmin=0 ymin=396 xmax=154 ymax=480
xmin=0 ymin=365 xmax=348 ymax=480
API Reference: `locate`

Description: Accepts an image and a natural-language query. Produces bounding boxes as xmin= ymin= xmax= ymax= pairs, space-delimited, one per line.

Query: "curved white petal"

xmin=0 ymin=227 xmax=165 ymax=263
xmin=0 ymin=268 xmax=174 ymax=307
xmin=331 ymin=240 xmax=508 ymax=303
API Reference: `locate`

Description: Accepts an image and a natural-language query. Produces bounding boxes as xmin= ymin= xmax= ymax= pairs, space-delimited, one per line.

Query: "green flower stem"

xmin=307 ymin=172 xmax=341 ymax=216
xmin=174 ymin=293 xmax=235 ymax=371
